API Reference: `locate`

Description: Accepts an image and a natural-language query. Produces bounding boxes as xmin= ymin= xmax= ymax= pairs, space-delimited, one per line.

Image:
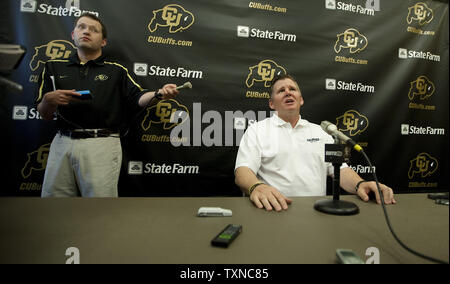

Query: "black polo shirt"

xmin=36 ymin=53 xmax=148 ymax=131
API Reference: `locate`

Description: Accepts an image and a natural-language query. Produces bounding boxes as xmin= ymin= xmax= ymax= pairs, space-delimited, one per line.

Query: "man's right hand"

xmin=250 ymin=184 xmax=292 ymax=211
xmin=38 ymin=90 xmax=81 ymax=120
xmin=43 ymin=89 xmax=82 ymax=106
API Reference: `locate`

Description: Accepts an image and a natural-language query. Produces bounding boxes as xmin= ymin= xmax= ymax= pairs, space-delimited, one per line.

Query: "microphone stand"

xmin=0 ymin=75 xmax=23 ymax=94
xmin=314 ymin=135 xmax=359 ymax=215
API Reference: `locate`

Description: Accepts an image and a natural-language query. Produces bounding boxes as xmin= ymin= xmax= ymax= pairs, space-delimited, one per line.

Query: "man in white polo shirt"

xmin=234 ymin=74 xmax=396 ymax=211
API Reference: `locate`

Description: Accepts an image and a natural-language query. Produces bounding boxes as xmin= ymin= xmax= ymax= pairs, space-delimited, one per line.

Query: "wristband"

xmin=248 ymin=182 xmax=265 ymax=195
xmin=355 ymin=180 xmax=368 ymax=193
xmin=154 ymin=89 xmax=163 ymax=99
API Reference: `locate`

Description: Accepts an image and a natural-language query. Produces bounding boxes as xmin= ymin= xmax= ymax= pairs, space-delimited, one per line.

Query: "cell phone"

xmin=435 ymin=199 xmax=449 ymax=206
xmin=427 ymin=192 xmax=449 ymax=200
xmin=336 ymin=249 xmax=364 ymax=264
xmin=211 ymin=224 xmax=242 ymax=248
xmin=73 ymin=90 xmax=93 ymax=100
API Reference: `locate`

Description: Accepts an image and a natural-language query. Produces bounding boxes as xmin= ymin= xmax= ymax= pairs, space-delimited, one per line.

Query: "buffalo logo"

xmin=408 ymin=75 xmax=435 ymax=101
xmin=246 ymin=60 xmax=287 ymax=88
xmin=334 ymin=28 xmax=368 ymax=54
xmin=21 ymin=144 xmax=50 ymax=179
xmin=336 ymin=110 xmax=369 ymax=136
xmin=408 ymin=152 xmax=438 ymax=179
xmin=148 ymin=4 xmax=194 ymax=33
xmin=407 ymin=3 xmax=433 ymax=25
xmin=30 ymin=40 xmax=76 ymax=72
xmin=142 ymin=99 xmax=189 ymax=131
xmin=94 ymin=74 xmax=109 ymax=81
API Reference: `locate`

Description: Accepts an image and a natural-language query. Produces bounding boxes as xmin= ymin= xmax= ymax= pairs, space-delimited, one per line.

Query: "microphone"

xmin=155 ymin=82 xmax=192 ymax=99
xmin=320 ymin=120 xmax=363 ymax=152
xmin=176 ymin=81 xmax=192 ymax=90
xmin=0 ymin=76 xmax=23 ymax=94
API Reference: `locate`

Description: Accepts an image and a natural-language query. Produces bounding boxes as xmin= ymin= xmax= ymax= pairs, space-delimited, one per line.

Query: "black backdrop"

xmin=1 ymin=0 xmax=448 ymax=197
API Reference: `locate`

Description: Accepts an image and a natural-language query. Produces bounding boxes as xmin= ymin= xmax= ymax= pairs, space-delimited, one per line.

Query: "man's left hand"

xmin=158 ymin=84 xmax=179 ymax=100
xmin=357 ymin=181 xmax=396 ymax=205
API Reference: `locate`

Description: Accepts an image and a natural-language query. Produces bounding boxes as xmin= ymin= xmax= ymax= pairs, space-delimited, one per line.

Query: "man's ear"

xmin=269 ymin=98 xmax=275 ymax=110
xmin=101 ymin=38 xmax=107 ymax=48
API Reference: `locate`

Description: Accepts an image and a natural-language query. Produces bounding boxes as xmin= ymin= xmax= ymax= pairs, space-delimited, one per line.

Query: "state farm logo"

xmin=237 ymin=26 xmax=250 ymax=38
xmin=246 ymin=60 xmax=287 ymax=88
xmin=141 ymin=99 xmax=189 ymax=131
xmin=401 ymin=124 xmax=445 ymax=136
xmin=128 ymin=161 xmax=199 ymax=175
xmin=133 ymin=63 xmax=203 ymax=79
xmin=325 ymin=78 xmax=375 ymax=93
xmin=12 ymin=106 xmax=28 ymax=120
xmin=407 ymin=2 xmax=433 ymax=25
xmin=20 ymin=0 xmax=37 ymax=13
xmin=398 ymin=48 xmax=440 ymax=61
xmin=29 ymin=40 xmax=76 ymax=72
xmin=408 ymin=76 xmax=435 ymax=101
xmin=325 ymin=0 xmax=379 ymax=15
xmin=408 ymin=152 xmax=438 ymax=179
xmin=334 ymin=28 xmax=368 ymax=54
xmin=236 ymin=25 xmax=297 ymax=42
xmin=148 ymin=4 xmax=194 ymax=33
xmin=20 ymin=0 xmax=99 ymax=17
xmin=128 ymin=161 xmax=143 ymax=175
xmin=12 ymin=106 xmax=43 ymax=120
xmin=336 ymin=110 xmax=369 ymax=137
xmin=134 ymin=63 xmax=148 ymax=76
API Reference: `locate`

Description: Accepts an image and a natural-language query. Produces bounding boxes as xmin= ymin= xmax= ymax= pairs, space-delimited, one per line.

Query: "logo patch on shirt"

xmin=95 ymin=74 xmax=109 ymax=81
xmin=307 ymin=138 xmax=320 ymax=143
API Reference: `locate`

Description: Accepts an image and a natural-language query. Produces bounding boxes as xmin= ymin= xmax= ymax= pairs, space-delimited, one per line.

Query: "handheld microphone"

xmin=176 ymin=81 xmax=192 ymax=90
xmin=155 ymin=82 xmax=192 ymax=99
xmin=320 ymin=120 xmax=363 ymax=152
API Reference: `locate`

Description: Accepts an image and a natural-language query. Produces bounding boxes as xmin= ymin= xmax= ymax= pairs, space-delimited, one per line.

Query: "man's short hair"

xmin=269 ymin=74 xmax=300 ymax=97
xmin=74 ymin=13 xmax=107 ymax=39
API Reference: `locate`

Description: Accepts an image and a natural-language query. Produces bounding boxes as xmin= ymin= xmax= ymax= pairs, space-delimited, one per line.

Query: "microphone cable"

xmin=359 ymin=148 xmax=448 ymax=264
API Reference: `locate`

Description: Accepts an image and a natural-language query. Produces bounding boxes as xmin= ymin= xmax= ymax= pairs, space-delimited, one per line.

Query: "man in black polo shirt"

xmin=36 ymin=13 xmax=179 ymax=197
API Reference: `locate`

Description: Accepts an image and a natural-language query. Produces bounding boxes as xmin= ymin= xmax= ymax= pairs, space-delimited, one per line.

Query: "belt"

xmin=58 ymin=129 xmax=118 ymax=139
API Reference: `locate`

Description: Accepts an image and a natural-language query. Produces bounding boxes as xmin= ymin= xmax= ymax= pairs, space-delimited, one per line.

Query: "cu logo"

xmin=21 ymin=144 xmax=50 ymax=179
xmin=408 ymin=153 xmax=438 ymax=179
xmin=336 ymin=110 xmax=369 ymax=137
xmin=162 ymin=6 xmax=183 ymax=27
xmin=29 ymin=40 xmax=76 ymax=72
xmin=141 ymin=99 xmax=189 ymax=131
xmin=407 ymin=3 xmax=433 ymax=25
xmin=408 ymin=76 xmax=435 ymax=101
xmin=334 ymin=28 xmax=368 ymax=54
xmin=246 ymin=60 xmax=287 ymax=88
xmin=148 ymin=4 xmax=195 ymax=33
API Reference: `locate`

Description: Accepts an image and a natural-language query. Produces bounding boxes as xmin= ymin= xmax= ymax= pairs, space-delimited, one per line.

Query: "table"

xmin=0 ymin=194 xmax=448 ymax=264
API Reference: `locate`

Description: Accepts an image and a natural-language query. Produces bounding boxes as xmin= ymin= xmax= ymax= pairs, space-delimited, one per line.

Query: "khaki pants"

xmin=41 ymin=134 xmax=122 ymax=197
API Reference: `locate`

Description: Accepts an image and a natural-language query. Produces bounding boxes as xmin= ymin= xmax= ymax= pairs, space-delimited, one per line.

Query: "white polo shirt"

xmin=235 ymin=113 xmax=348 ymax=197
